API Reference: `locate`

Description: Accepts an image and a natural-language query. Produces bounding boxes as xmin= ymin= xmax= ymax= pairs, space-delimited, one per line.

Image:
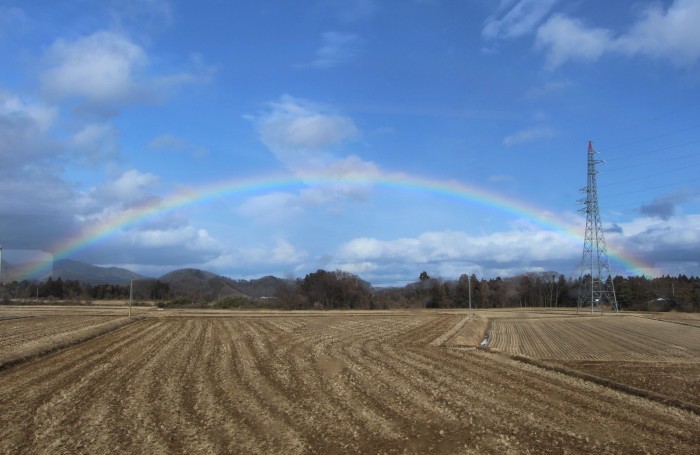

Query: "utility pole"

xmin=577 ymin=141 xmax=619 ymax=314
xmin=468 ymin=276 xmax=472 ymax=318
xmin=129 ymin=276 xmax=133 ymax=318
xmin=0 ymin=244 xmax=3 ymax=285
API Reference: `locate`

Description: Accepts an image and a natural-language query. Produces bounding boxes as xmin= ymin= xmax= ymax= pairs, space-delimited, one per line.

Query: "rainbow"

xmin=19 ymin=171 xmax=656 ymax=279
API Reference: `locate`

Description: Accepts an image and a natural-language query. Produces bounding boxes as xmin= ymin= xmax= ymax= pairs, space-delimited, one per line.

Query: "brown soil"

xmin=0 ymin=311 xmax=698 ymax=454
xmin=0 ymin=315 xmax=138 ymax=368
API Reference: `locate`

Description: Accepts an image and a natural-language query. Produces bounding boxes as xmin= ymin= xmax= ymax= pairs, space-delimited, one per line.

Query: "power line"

xmin=603 ymin=190 xmax=700 ymax=210
xmin=601 ymin=124 xmax=700 ymax=155
xmin=603 ymin=178 xmax=700 ymax=200
xmin=600 ymin=162 xmax=700 ymax=188
xmin=597 ymin=101 xmax=700 ymax=139
xmin=605 ymin=138 xmax=700 ymax=162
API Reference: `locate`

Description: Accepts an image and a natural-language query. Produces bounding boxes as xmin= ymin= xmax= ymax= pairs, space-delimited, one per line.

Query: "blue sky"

xmin=1 ymin=0 xmax=699 ymax=285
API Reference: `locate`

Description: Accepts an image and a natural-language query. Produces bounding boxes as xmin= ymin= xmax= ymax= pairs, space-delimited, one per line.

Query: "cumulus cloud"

xmin=41 ymin=31 xmax=147 ymax=106
xmin=336 ymin=228 xmax=579 ymax=275
xmin=329 ymin=212 xmax=700 ymax=282
xmin=600 ymin=214 xmax=700 ymax=275
xmin=613 ymin=0 xmax=700 ymax=66
xmin=254 ymin=95 xmax=360 ymax=170
xmin=104 ymin=169 xmax=159 ymax=200
xmin=124 ymin=226 xmax=217 ymax=250
xmin=213 ymin=239 xmax=308 ymax=269
xmin=243 ymin=96 xmax=384 ymax=222
xmin=503 ymin=126 xmax=557 ymax=146
xmin=78 ymin=169 xmax=160 ymax=217
xmin=535 ymin=0 xmax=700 ymax=69
xmin=41 ymin=31 xmax=213 ymax=114
xmin=535 ymin=14 xmax=611 ymax=69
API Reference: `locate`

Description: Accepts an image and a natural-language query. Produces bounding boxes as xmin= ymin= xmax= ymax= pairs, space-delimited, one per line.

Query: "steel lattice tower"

xmin=577 ymin=141 xmax=619 ymax=314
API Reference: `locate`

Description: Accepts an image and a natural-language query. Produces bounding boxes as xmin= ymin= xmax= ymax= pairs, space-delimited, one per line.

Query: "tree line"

xmin=0 ymin=277 xmax=171 ymax=302
xmin=273 ymin=270 xmax=700 ymax=312
xmin=1 ymin=270 xmax=699 ymax=312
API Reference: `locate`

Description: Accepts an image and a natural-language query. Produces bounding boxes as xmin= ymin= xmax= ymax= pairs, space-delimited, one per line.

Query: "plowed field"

xmin=0 ymin=315 xmax=134 ymax=368
xmin=489 ymin=313 xmax=700 ymax=408
xmin=1 ymin=312 xmax=698 ymax=454
xmin=489 ymin=315 xmax=699 ymax=361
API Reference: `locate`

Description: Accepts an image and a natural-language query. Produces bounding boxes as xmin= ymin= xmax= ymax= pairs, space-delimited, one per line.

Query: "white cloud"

xmin=270 ymin=239 xmax=308 ymax=264
xmin=304 ymin=32 xmax=361 ymax=69
xmin=254 ymin=95 xmax=359 ymax=170
xmin=613 ymin=0 xmax=700 ymax=66
xmin=338 ymin=229 xmax=577 ymax=266
xmin=109 ymin=169 xmax=159 ymax=198
xmin=503 ymin=126 xmax=557 ymax=146
xmin=535 ymin=14 xmax=611 ymax=69
xmin=41 ymin=31 xmax=147 ymax=105
xmin=535 ymin=0 xmax=700 ymax=69
xmin=223 ymin=239 xmax=308 ymax=266
xmin=84 ymin=169 xmax=159 ymax=209
xmin=483 ymin=0 xmax=559 ymax=40
xmin=601 ymin=214 xmax=700 ymax=272
xmin=124 ymin=226 xmax=217 ymax=250
xmin=41 ymin=32 xmax=214 ymax=113
xmin=331 ymin=212 xmax=700 ymax=281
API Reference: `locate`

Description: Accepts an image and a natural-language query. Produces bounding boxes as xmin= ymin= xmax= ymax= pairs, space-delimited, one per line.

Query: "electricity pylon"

xmin=577 ymin=141 xmax=619 ymax=314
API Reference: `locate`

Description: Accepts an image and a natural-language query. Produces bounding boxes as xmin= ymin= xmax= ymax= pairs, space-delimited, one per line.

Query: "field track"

xmin=1 ymin=313 xmax=699 ymax=454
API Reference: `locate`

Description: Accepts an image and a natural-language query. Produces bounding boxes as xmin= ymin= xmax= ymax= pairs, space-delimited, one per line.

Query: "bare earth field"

xmin=0 ymin=314 xmax=137 ymax=368
xmin=488 ymin=312 xmax=700 ymax=408
xmin=0 ymin=307 xmax=698 ymax=454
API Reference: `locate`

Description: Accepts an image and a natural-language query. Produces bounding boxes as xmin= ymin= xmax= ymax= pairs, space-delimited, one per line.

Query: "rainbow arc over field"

xmin=20 ymin=171 xmax=656 ymax=280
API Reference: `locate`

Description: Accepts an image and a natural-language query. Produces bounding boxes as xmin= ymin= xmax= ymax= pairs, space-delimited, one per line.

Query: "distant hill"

xmin=158 ymin=269 xmax=291 ymax=300
xmin=0 ymin=257 xmax=292 ymax=300
xmin=52 ymin=259 xmax=149 ymax=284
xmin=0 ymin=258 xmax=146 ymax=284
xmin=1 ymin=259 xmax=49 ymax=282
xmin=228 ymin=275 xmax=291 ymax=298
